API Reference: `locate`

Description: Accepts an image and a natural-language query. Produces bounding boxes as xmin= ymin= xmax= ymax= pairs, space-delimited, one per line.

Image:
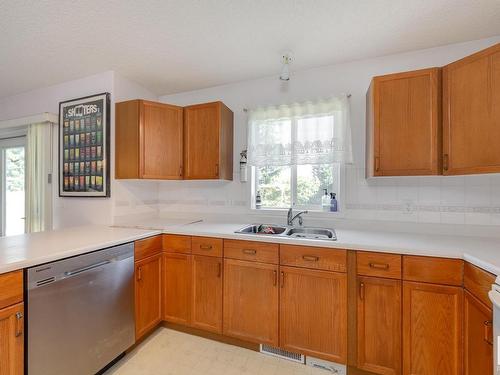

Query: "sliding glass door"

xmin=0 ymin=137 xmax=26 ymax=236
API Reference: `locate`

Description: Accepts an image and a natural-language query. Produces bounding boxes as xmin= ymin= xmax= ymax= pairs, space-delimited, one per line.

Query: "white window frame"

xmin=250 ymin=112 xmax=343 ymax=212
xmin=0 ymin=136 xmax=27 ymax=236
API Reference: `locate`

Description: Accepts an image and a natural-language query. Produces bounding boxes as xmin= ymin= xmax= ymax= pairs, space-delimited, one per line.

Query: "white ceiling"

xmin=1 ymin=0 xmax=500 ymax=99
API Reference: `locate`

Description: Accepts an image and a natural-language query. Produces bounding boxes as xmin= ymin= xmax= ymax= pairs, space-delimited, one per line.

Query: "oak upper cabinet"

xmin=184 ymin=102 xmax=233 ymax=180
xmin=0 ymin=303 xmax=24 ymax=375
xmin=280 ymin=266 xmax=347 ymax=363
xmin=443 ymin=43 xmax=500 ymax=175
xmin=357 ymin=276 xmax=402 ymax=375
xmin=464 ymin=290 xmax=493 ymax=375
xmin=403 ymin=281 xmax=463 ymax=375
xmin=163 ymin=253 xmax=192 ymax=325
xmin=366 ymin=68 xmax=442 ymax=177
xmin=135 ymin=254 xmax=162 ymax=340
xmin=223 ymin=259 xmax=279 ymax=345
xmin=116 ymin=100 xmax=183 ymax=179
xmin=191 ymin=255 xmax=223 ymax=333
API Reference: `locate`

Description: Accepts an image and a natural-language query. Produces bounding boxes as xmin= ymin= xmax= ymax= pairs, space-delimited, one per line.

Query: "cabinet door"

xmin=163 ymin=253 xmax=192 ymax=325
xmin=0 ymin=303 xmax=23 ymax=375
xmin=443 ymin=43 xmax=500 ymax=175
xmin=357 ymin=276 xmax=401 ymax=375
xmin=141 ymin=101 xmax=183 ymax=179
xmin=464 ymin=290 xmax=493 ymax=375
xmin=403 ymin=282 xmax=463 ymax=375
xmin=135 ymin=254 xmax=162 ymax=340
xmin=280 ymin=266 xmax=347 ymax=363
xmin=184 ymin=102 xmax=220 ymax=179
xmin=223 ymin=259 xmax=279 ymax=345
xmin=369 ymin=68 xmax=441 ymax=176
xmin=191 ymin=255 xmax=223 ymax=333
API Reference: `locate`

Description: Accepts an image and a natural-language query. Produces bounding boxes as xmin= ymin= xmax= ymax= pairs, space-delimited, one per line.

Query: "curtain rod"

xmin=242 ymin=94 xmax=351 ymax=112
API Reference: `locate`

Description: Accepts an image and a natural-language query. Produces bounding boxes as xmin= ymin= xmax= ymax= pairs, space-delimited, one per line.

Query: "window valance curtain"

xmin=247 ymin=95 xmax=352 ymax=167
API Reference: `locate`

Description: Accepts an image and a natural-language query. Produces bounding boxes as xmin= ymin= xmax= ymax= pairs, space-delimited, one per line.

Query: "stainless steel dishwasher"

xmin=27 ymin=242 xmax=135 ymax=375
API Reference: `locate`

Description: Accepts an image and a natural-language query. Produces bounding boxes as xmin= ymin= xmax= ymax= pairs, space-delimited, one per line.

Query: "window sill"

xmin=249 ymin=208 xmax=345 ymax=219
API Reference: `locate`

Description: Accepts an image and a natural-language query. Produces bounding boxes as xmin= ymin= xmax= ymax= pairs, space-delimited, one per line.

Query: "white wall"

xmin=0 ymin=71 xmax=160 ymax=229
xmin=157 ymin=35 xmax=500 ymax=227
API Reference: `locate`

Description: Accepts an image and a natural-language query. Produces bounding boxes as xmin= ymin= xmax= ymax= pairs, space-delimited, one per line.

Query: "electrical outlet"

xmin=403 ymin=200 xmax=414 ymax=214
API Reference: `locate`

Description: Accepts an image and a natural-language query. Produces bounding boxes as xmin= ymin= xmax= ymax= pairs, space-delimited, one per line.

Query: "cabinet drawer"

xmin=464 ymin=262 xmax=495 ymax=308
xmin=224 ymin=240 xmax=279 ymax=264
xmin=357 ymin=251 xmax=401 ymax=279
xmin=0 ymin=271 xmax=23 ymax=309
xmin=280 ymin=245 xmax=346 ymax=272
xmin=192 ymin=236 xmax=223 ymax=257
xmin=163 ymin=234 xmax=191 ymax=254
xmin=403 ymin=255 xmax=463 ymax=286
xmin=135 ymin=235 xmax=162 ymax=261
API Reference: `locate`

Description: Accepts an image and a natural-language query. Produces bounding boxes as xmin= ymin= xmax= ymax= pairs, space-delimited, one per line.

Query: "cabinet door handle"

xmin=242 ymin=249 xmax=256 ymax=255
xmin=359 ymin=282 xmax=365 ymax=300
xmin=199 ymin=244 xmax=213 ymax=250
xmin=217 ymin=262 xmax=222 ymax=278
xmin=273 ymin=270 xmax=277 ymax=286
xmin=15 ymin=311 xmax=23 ymax=337
xmin=215 ymin=164 xmax=219 ymax=177
xmin=443 ymin=154 xmax=449 ymax=171
xmin=375 ymin=156 xmax=380 ymax=172
xmin=369 ymin=262 xmax=389 ymax=270
xmin=179 ymin=165 xmax=183 ymax=177
xmin=137 ymin=266 xmax=142 ymax=281
xmin=302 ymin=255 xmax=319 ymax=262
xmin=280 ymin=271 xmax=284 ymax=288
xmin=484 ymin=320 xmax=493 ymax=345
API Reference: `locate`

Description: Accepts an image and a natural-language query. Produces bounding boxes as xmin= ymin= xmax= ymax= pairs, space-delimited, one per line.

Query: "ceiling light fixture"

xmin=280 ymin=53 xmax=293 ymax=81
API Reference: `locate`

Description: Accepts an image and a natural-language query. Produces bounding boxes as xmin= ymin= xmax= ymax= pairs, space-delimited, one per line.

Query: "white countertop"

xmin=0 ymin=225 xmax=160 ymax=274
xmin=118 ymin=218 xmax=500 ymax=276
xmin=0 ymin=219 xmax=498 ymax=277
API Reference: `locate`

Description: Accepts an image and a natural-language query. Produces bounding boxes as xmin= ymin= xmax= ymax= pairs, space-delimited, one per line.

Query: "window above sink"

xmin=246 ymin=95 xmax=351 ymax=212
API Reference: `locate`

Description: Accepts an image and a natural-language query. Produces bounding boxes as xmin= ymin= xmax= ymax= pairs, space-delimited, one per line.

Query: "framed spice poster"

xmin=59 ymin=93 xmax=110 ymax=197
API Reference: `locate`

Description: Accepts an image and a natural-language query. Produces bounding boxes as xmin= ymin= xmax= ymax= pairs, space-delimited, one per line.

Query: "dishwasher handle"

xmin=64 ymin=259 xmax=112 ymax=277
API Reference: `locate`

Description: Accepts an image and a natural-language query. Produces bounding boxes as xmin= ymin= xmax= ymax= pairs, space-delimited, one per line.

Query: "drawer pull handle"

xmin=369 ymin=262 xmax=389 ymax=270
xmin=199 ymin=244 xmax=213 ymax=250
xmin=303 ymin=255 xmax=319 ymax=262
xmin=359 ymin=282 xmax=365 ymax=300
xmin=484 ymin=320 xmax=493 ymax=345
xmin=15 ymin=312 xmax=23 ymax=337
xmin=243 ymin=249 xmax=257 ymax=255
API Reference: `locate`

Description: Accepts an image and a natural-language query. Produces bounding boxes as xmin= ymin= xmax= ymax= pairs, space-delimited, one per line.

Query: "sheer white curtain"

xmin=247 ymin=95 xmax=352 ymax=166
xmin=26 ymin=122 xmax=54 ymax=232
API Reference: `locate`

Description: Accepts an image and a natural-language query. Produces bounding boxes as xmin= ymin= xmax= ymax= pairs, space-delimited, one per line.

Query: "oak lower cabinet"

xmin=115 ymin=100 xmax=184 ymax=179
xmin=0 ymin=302 xmax=24 ymax=375
xmin=357 ymin=276 xmax=402 ymax=375
xmin=464 ymin=290 xmax=493 ymax=375
xmin=443 ymin=43 xmax=500 ymax=175
xmin=135 ymin=254 xmax=162 ymax=340
xmin=403 ymin=281 xmax=463 ymax=375
xmin=184 ymin=102 xmax=233 ymax=180
xmin=223 ymin=259 xmax=279 ymax=345
xmin=366 ymin=68 xmax=442 ymax=177
xmin=280 ymin=266 xmax=347 ymax=363
xmin=163 ymin=253 xmax=192 ymax=325
xmin=191 ymin=255 xmax=223 ymax=333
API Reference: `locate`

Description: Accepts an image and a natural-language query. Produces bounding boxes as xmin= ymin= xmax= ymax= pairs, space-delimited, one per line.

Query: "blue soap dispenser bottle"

xmin=330 ymin=193 xmax=338 ymax=212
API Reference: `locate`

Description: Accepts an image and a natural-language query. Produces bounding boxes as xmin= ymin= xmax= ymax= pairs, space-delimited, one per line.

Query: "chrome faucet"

xmin=287 ymin=208 xmax=308 ymax=226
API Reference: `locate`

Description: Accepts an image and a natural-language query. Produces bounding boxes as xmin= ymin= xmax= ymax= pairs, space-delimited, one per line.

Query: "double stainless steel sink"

xmin=235 ymin=224 xmax=337 ymax=241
